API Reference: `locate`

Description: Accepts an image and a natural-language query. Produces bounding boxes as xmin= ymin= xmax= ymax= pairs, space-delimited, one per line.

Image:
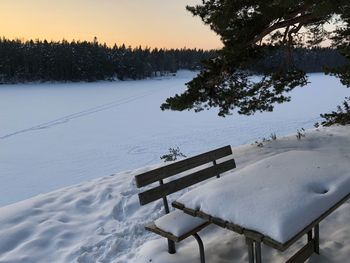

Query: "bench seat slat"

xmin=139 ymin=158 xmax=236 ymax=205
xmin=135 ymin=145 xmax=232 ymax=187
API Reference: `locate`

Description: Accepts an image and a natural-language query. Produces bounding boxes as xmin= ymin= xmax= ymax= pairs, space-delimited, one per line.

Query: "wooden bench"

xmin=135 ymin=145 xmax=236 ymax=263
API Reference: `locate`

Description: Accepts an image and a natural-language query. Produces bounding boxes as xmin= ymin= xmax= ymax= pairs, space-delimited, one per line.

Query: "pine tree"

xmin=161 ymin=1 xmax=350 ymax=119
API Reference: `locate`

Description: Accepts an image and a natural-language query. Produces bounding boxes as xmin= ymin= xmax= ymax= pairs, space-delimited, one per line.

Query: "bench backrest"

xmin=135 ymin=145 xmax=236 ymax=210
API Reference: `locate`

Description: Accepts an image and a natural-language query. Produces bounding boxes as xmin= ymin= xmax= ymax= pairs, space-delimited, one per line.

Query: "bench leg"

xmin=246 ymin=238 xmax=255 ymax=263
xmin=306 ymin=225 xmax=320 ymax=255
xmin=307 ymin=229 xmax=313 ymax=242
xmin=314 ymin=224 xmax=320 ymax=255
xmin=193 ymin=233 xmax=205 ymax=263
xmin=255 ymin=241 xmax=262 ymax=263
xmin=286 ymin=226 xmax=320 ymax=263
xmin=167 ymin=239 xmax=176 ymax=254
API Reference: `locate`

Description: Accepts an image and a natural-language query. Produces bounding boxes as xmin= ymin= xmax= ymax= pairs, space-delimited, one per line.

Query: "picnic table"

xmin=173 ymin=150 xmax=350 ymax=263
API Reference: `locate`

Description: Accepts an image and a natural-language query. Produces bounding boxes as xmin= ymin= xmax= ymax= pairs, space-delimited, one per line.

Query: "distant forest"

xmin=0 ymin=37 xmax=347 ymax=83
xmin=252 ymin=47 xmax=348 ymax=74
xmin=0 ymin=38 xmax=216 ymax=83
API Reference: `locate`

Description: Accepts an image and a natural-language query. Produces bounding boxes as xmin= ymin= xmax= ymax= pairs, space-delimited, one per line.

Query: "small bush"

xmin=160 ymin=147 xmax=186 ymax=162
xmin=270 ymin=133 xmax=277 ymax=141
xmin=296 ymin=128 xmax=306 ymax=140
xmin=253 ymin=132 xmax=277 ymax=147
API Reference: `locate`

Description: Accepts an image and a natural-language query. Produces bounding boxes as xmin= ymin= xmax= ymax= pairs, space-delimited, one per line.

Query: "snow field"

xmin=0 ymin=125 xmax=349 ymax=263
xmin=0 ymin=71 xmax=349 ymax=207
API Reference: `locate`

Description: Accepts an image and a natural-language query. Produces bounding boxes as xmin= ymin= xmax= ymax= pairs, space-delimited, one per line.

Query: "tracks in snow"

xmin=0 ymin=88 xmax=162 ymax=140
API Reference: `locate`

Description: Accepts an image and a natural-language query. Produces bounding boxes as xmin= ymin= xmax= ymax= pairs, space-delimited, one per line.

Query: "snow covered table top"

xmin=175 ymin=150 xmax=350 ymax=245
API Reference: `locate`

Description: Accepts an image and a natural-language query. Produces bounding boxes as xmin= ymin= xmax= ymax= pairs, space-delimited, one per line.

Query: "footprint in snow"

xmin=112 ymin=198 xmax=126 ymax=222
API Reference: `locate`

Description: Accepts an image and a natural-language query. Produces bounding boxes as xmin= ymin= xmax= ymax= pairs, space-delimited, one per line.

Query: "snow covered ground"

xmin=0 ymin=71 xmax=349 ymax=207
xmin=0 ymin=125 xmax=349 ymax=263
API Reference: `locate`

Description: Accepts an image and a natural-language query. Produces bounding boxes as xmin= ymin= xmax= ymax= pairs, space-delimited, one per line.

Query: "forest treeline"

xmin=252 ymin=47 xmax=348 ymax=73
xmin=0 ymin=38 xmax=216 ymax=83
xmin=0 ymin=37 xmax=347 ymax=83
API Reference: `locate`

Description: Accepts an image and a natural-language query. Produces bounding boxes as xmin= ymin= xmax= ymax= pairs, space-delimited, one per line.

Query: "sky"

xmin=0 ymin=0 xmax=222 ymax=49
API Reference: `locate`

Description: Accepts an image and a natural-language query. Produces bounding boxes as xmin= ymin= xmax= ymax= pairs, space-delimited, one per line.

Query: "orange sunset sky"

xmin=0 ymin=0 xmax=222 ymax=49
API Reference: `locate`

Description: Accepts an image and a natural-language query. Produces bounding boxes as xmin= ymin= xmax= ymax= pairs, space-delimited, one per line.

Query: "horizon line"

xmin=1 ymin=35 xmax=220 ymax=51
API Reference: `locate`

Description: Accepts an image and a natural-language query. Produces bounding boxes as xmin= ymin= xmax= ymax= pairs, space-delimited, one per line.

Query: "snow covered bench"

xmin=135 ymin=145 xmax=236 ymax=263
xmin=173 ymin=150 xmax=350 ymax=263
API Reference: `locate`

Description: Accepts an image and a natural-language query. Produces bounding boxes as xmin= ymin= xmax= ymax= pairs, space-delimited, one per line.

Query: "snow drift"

xmin=0 ymin=125 xmax=349 ymax=263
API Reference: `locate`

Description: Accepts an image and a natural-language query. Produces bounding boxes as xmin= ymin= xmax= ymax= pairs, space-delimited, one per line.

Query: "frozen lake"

xmin=0 ymin=71 xmax=348 ymax=207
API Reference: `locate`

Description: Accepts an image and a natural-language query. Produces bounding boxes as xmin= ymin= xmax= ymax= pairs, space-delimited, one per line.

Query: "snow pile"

xmin=0 ymin=125 xmax=349 ymax=263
